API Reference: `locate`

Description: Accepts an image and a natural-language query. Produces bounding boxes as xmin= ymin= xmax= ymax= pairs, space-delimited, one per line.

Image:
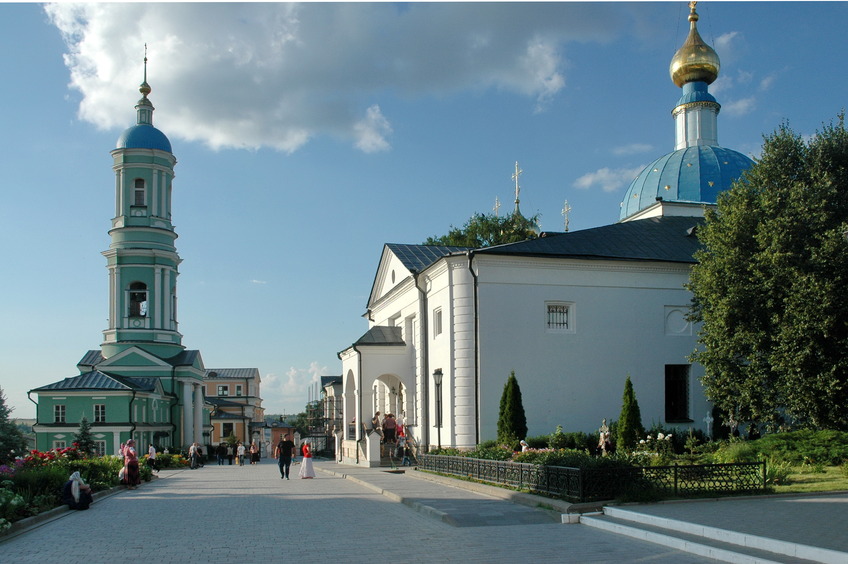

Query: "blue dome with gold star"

xmin=619 ymin=145 xmax=752 ymax=220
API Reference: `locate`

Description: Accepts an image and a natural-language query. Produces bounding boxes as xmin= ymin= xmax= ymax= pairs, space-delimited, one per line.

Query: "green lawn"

xmin=772 ymin=466 xmax=848 ymax=494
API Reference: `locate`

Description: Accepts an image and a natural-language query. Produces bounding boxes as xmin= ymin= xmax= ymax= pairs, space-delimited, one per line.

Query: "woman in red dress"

xmin=298 ymin=440 xmax=315 ymax=479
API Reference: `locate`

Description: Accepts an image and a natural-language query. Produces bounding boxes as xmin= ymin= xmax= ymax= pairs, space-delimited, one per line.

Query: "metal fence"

xmin=418 ymin=455 xmax=766 ymax=503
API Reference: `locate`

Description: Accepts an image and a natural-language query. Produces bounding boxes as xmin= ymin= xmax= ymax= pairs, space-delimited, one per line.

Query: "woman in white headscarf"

xmin=298 ymin=440 xmax=315 ymax=479
xmin=61 ymin=471 xmax=93 ymax=510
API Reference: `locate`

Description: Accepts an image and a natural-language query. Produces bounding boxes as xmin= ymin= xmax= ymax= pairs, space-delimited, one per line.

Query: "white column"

xmin=182 ymin=381 xmax=193 ymax=447
xmin=194 ymin=383 xmax=204 ymax=445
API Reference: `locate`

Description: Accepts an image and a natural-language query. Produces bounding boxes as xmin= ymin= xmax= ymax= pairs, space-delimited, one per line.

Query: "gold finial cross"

xmin=561 ymin=199 xmax=572 ymax=232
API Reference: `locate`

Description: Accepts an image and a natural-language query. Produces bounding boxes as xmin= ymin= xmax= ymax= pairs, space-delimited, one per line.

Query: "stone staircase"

xmin=580 ymin=506 xmax=846 ymax=564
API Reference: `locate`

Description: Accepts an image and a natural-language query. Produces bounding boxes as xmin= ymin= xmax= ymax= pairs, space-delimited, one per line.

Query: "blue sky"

xmin=2 ymin=2 xmax=846 ymax=419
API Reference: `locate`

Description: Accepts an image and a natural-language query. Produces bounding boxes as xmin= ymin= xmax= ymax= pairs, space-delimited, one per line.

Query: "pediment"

xmin=99 ymin=346 xmax=172 ymax=368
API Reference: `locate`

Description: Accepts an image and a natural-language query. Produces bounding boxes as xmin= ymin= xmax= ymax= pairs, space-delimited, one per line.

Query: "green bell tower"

xmin=102 ymin=53 xmax=183 ymax=359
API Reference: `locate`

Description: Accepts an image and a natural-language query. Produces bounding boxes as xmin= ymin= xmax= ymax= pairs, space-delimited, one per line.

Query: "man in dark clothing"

xmin=275 ymin=433 xmax=296 ymax=479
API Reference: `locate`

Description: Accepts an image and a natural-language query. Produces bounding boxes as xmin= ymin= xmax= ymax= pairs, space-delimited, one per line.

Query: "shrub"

xmin=497 ymin=371 xmax=527 ymax=444
xmin=548 ymin=426 xmax=594 ymax=451
xmin=708 ymin=439 xmax=760 ymax=464
xmin=616 ymin=377 xmax=645 ymax=450
xmin=462 ymin=445 xmax=514 ymax=461
xmin=750 ymin=430 xmax=848 ymax=465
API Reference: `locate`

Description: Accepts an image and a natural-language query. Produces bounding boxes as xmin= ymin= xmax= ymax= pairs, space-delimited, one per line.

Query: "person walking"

xmin=249 ymin=441 xmax=259 ymax=464
xmin=227 ymin=443 xmax=235 ymax=465
xmin=216 ymin=443 xmax=227 ymax=465
xmin=275 ymin=433 xmax=295 ymax=479
xmin=298 ymin=440 xmax=315 ymax=479
xmin=189 ymin=442 xmax=200 ymax=469
xmin=123 ymin=439 xmax=141 ymax=489
xmin=237 ymin=442 xmax=246 ymax=466
xmin=147 ymin=444 xmax=158 ymax=473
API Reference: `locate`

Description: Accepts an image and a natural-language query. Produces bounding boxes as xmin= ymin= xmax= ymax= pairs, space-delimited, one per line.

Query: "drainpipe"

xmin=413 ymin=271 xmax=430 ymax=450
xmin=467 ymin=250 xmax=480 ymax=445
xmin=128 ymin=388 xmax=138 ymax=441
xmin=26 ymin=391 xmax=39 ymax=452
xmin=169 ymin=367 xmax=178 ymax=447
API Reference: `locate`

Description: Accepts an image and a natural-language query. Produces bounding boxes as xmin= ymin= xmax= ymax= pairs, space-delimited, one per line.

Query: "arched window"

xmin=129 ymin=282 xmax=148 ymax=317
xmin=133 ymin=178 xmax=146 ymax=206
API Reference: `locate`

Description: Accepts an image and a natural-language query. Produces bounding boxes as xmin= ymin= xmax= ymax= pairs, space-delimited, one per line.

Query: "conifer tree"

xmin=74 ymin=416 xmax=96 ymax=456
xmin=497 ymin=371 xmax=528 ymax=445
xmin=616 ymin=376 xmax=645 ymax=450
xmin=0 ymin=386 xmax=28 ymax=464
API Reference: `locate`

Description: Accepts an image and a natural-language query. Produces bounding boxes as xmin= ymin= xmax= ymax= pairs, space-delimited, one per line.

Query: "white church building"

xmin=337 ymin=4 xmax=753 ymax=464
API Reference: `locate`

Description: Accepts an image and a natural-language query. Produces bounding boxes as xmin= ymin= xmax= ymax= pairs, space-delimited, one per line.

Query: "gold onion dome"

xmin=669 ymin=2 xmax=720 ymax=87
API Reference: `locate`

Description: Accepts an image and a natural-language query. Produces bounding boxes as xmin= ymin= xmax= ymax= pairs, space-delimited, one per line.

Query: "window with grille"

xmin=235 ymin=385 xmax=243 ymax=396
xmin=94 ymin=404 xmax=106 ymax=423
xmin=54 ymin=404 xmax=66 ymax=423
xmin=94 ymin=441 xmax=106 ymax=457
xmin=217 ymin=385 xmax=229 ymax=396
xmin=546 ymin=302 xmax=574 ymax=332
xmin=53 ymin=441 xmax=66 ymax=450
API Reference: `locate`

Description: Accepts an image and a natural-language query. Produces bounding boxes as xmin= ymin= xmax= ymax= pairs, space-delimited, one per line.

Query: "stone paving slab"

xmin=0 ymin=459 xmax=713 ymax=563
xmin=608 ymin=492 xmax=848 ymax=555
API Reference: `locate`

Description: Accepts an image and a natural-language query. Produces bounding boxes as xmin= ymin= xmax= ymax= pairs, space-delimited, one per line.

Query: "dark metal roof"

xmin=77 ymin=349 xmax=201 ymax=367
xmin=210 ymin=411 xmax=245 ymax=420
xmin=30 ymin=371 xmax=157 ymax=392
xmin=206 ymin=397 xmax=244 ymax=407
xmin=354 ymin=326 xmax=405 ymax=346
xmin=205 ymin=368 xmax=259 ymax=379
xmin=475 ymin=216 xmax=704 ymax=264
xmin=321 ymin=376 xmax=342 ymax=388
xmin=386 ymin=243 xmax=469 ymax=273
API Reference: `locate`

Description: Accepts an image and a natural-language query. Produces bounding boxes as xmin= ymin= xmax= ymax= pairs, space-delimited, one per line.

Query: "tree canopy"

xmin=688 ymin=115 xmax=848 ymax=431
xmin=424 ymin=211 xmax=540 ymax=248
xmin=0 ymin=387 xmax=27 ymax=464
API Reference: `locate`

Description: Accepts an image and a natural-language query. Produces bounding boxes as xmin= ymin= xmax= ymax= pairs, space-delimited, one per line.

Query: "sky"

xmin=1 ymin=1 xmax=846 ymax=420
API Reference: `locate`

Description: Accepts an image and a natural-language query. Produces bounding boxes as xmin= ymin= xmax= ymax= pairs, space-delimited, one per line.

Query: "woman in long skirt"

xmin=298 ymin=440 xmax=315 ymax=479
xmin=124 ymin=439 xmax=141 ymax=489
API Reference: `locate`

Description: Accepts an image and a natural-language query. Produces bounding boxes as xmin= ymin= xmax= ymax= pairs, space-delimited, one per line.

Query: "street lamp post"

xmin=433 ymin=369 xmax=443 ymax=450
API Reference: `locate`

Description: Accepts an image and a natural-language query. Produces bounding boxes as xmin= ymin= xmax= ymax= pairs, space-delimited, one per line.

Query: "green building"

xmin=29 ymin=59 xmax=209 ymax=455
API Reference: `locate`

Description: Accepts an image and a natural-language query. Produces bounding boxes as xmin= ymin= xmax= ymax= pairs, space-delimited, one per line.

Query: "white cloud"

xmin=714 ymin=31 xmax=741 ymax=56
xmin=250 ymin=279 xmax=268 ymax=285
xmin=723 ymin=96 xmax=757 ymax=116
xmin=261 ymin=361 xmax=330 ymax=414
xmin=612 ymin=143 xmax=653 ymax=156
xmin=44 ymin=2 xmax=620 ymax=153
xmin=354 ymin=105 xmax=392 ymax=153
xmin=573 ymin=165 xmax=644 ymax=193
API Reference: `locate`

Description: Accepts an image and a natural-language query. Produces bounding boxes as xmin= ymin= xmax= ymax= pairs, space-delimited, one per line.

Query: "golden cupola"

xmin=669 ymin=1 xmax=720 ymax=87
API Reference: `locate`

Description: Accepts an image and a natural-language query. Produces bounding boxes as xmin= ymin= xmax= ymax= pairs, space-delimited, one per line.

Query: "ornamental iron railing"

xmin=418 ymin=455 xmax=765 ymax=503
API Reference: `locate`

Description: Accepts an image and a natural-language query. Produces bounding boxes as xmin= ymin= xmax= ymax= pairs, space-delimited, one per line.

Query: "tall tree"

xmin=497 ymin=371 xmax=528 ymax=445
xmin=0 ymin=387 xmax=28 ymax=464
xmin=74 ymin=416 xmax=96 ymax=456
xmin=689 ymin=115 xmax=848 ymax=430
xmin=616 ymin=376 xmax=645 ymax=450
xmin=424 ymin=211 xmax=540 ymax=248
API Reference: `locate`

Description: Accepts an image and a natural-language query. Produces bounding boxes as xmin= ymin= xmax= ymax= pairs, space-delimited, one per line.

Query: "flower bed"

xmin=0 ymin=445 xmax=153 ymax=531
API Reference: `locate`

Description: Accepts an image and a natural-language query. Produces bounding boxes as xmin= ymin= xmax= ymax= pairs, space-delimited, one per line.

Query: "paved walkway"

xmin=1 ymin=459 xmax=714 ymax=563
